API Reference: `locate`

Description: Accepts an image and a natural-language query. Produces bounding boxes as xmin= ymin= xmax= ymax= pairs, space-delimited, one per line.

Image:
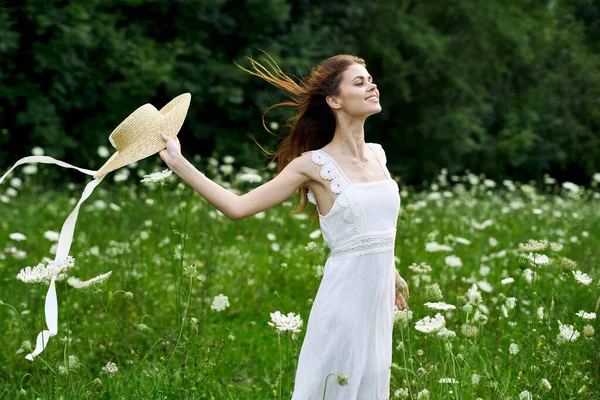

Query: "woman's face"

xmin=328 ymin=63 xmax=381 ymax=118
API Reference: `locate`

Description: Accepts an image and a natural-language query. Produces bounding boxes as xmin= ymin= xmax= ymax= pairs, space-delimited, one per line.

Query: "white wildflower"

xmin=540 ymin=378 xmax=552 ymax=391
xmin=424 ymin=302 xmax=456 ymax=311
xmin=466 ymin=284 xmax=482 ymax=304
xmin=550 ymin=242 xmax=563 ymax=252
xmin=17 ymin=256 xmax=76 ymax=284
xmin=425 ymin=242 xmax=453 ymax=252
xmin=309 ymin=229 xmax=321 ymax=239
xmin=104 ymin=361 xmax=118 ymax=374
xmin=556 ymin=320 xmax=580 ymax=343
xmin=509 ymin=343 xmax=519 ymax=355
xmin=461 ymin=323 xmax=479 ymax=337
xmin=523 ymin=268 xmax=534 ymax=283
xmin=409 ymin=262 xmax=433 ymax=274
xmin=561 ymin=181 xmax=579 ymax=193
xmin=576 ymin=310 xmax=596 ymax=320
xmin=455 ymin=237 xmax=471 ymax=245
xmin=219 ymin=164 xmax=233 ymax=174
xmin=519 ymin=239 xmax=548 ymax=252
xmin=520 ymin=252 xmax=549 ymax=266
xmin=414 ymin=313 xmax=445 ymax=334
xmin=436 ymin=327 xmax=457 ymax=340
xmin=67 ymin=271 xmax=112 ymax=292
xmin=394 ymin=307 xmax=413 ymax=325
xmin=520 ymin=390 xmax=532 ymax=400
xmin=472 ymin=219 xmax=493 ymax=230
xmin=483 ymin=179 xmax=496 ymax=188
xmin=113 ymin=169 xmax=129 ymax=182
xmin=445 ymin=255 xmax=462 ymax=268
xmin=501 ymin=277 xmax=514 ymax=285
xmin=23 ymin=164 xmax=38 ymax=175
xmin=140 ymin=169 xmax=172 ymax=183
xmin=477 ymin=280 xmax=493 ymax=293
xmin=43 ymin=230 xmax=60 ymax=242
xmin=97 ymin=146 xmax=110 ymax=158
xmin=394 ymin=388 xmax=410 ymax=398
xmin=537 ymin=306 xmax=544 ymax=320
xmin=439 ymin=378 xmax=458 ymax=384
xmin=32 ymin=146 xmax=44 ymax=156
xmin=506 ymin=297 xmax=517 ymax=309
xmin=9 ymin=232 xmax=27 ymax=241
xmin=572 ymin=270 xmax=592 ymax=286
xmin=10 ymin=177 xmax=22 ymax=188
xmin=304 ymin=242 xmax=317 ymax=251
xmin=238 ymin=172 xmax=262 ymax=183
xmin=268 ymin=311 xmax=303 ymax=339
xmin=211 ymin=294 xmax=230 ymax=312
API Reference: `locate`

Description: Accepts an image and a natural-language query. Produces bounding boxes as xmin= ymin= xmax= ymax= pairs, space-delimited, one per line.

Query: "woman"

xmin=159 ymin=54 xmax=409 ymax=400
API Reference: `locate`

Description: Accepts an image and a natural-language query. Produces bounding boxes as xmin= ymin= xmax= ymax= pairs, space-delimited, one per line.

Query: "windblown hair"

xmin=234 ymin=51 xmax=366 ymax=220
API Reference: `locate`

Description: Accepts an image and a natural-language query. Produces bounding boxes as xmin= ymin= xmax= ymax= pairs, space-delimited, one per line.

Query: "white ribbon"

xmin=0 ymin=156 xmax=104 ymax=360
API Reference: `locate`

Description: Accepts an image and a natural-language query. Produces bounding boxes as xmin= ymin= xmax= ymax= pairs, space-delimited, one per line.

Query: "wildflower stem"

xmin=3 ymin=300 xmax=47 ymax=391
xmin=64 ymin=280 xmax=74 ymax=399
xmin=161 ymin=185 xmax=181 ymax=320
xmin=285 ymin=331 xmax=289 ymax=397
xmin=399 ymin=324 xmax=411 ymax=392
xmin=278 ymin=332 xmax=282 ymax=400
xmin=151 ymin=273 xmax=194 ymax=396
xmin=97 ymin=294 xmax=130 ymax=363
xmin=322 ymin=373 xmax=336 ymax=400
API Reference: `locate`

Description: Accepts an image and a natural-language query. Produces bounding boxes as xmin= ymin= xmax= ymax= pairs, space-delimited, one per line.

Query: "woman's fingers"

xmin=399 ymin=276 xmax=410 ymax=299
xmin=396 ymin=291 xmax=408 ymax=310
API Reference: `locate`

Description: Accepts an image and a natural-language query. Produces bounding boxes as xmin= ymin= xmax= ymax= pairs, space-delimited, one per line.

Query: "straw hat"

xmin=94 ymin=92 xmax=191 ymax=179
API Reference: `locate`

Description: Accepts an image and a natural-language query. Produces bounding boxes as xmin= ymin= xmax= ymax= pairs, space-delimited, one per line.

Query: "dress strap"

xmin=367 ymin=142 xmax=391 ymax=180
xmin=303 ymin=149 xmax=352 ymax=207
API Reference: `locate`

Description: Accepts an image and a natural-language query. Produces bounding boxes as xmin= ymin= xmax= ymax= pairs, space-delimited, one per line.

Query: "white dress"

xmin=291 ymin=143 xmax=401 ymax=400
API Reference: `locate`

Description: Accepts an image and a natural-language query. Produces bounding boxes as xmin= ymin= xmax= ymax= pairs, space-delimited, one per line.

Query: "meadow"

xmin=0 ymin=152 xmax=598 ymax=399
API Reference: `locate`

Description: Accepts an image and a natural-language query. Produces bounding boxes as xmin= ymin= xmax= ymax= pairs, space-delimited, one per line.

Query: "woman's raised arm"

xmin=160 ymin=133 xmax=312 ymax=221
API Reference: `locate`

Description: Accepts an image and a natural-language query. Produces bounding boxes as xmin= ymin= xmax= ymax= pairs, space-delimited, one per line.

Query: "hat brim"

xmin=93 ymin=93 xmax=191 ymax=179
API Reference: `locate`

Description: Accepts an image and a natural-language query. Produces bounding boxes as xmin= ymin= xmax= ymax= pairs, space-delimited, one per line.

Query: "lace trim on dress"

xmin=305 ymin=142 xmax=386 ymax=206
xmin=304 ymin=149 xmax=370 ymax=236
xmin=329 ymin=231 xmax=396 ymax=261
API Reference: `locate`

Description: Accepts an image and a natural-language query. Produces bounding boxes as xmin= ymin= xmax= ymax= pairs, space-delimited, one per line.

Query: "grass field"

xmin=1 ymin=157 xmax=598 ymax=399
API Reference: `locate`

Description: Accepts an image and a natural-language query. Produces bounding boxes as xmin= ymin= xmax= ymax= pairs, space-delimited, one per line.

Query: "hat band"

xmin=0 ymin=156 xmax=104 ymax=360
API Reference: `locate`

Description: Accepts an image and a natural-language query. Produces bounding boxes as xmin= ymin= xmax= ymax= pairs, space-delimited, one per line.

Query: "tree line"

xmin=1 ymin=0 xmax=599 ymax=187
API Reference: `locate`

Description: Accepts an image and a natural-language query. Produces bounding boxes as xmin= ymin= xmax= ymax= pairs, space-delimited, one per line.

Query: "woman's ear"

xmin=326 ymin=95 xmax=341 ymax=110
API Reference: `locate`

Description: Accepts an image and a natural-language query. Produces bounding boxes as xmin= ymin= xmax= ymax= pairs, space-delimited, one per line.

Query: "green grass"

xmin=0 ymin=161 xmax=598 ymax=399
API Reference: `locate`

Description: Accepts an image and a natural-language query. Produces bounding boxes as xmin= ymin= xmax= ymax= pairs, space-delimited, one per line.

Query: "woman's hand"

xmin=160 ymin=132 xmax=183 ymax=169
xmin=395 ymin=269 xmax=410 ymax=310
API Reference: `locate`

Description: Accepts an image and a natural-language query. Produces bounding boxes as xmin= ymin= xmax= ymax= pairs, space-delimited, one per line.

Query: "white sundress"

xmin=291 ymin=143 xmax=401 ymax=400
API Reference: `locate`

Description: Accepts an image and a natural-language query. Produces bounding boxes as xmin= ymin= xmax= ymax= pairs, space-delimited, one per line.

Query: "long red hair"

xmin=235 ymin=52 xmax=366 ymax=220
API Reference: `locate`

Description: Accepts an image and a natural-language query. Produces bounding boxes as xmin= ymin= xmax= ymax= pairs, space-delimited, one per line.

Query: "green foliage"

xmin=0 ymin=0 xmax=599 ymax=186
xmin=0 ymin=166 xmax=598 ymax=398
